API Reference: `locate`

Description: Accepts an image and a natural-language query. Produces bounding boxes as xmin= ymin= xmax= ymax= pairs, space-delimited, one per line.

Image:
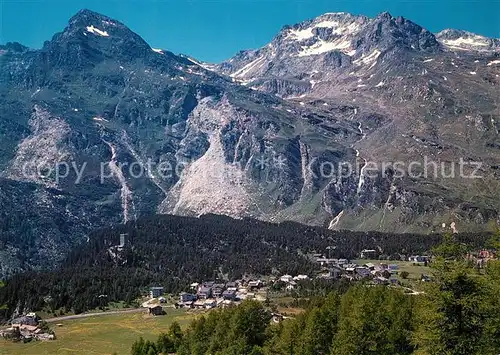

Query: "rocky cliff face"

xmin=217 ymin=11 xmax=500 ymax=233
xmin=0 ymin=9 xmax=499 ymax=275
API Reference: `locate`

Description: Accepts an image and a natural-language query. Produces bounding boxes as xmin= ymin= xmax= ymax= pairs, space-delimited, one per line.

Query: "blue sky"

xmin=1 ymin=0 xmax=499 ymax=62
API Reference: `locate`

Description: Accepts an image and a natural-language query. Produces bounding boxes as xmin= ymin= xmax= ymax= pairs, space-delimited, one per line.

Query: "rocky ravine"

xmin=0 ymin=10 xmax=499 ymax=275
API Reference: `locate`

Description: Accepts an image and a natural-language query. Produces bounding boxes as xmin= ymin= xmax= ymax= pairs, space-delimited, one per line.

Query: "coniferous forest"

xmin=0 ymin=214 xmax=492 ymax=320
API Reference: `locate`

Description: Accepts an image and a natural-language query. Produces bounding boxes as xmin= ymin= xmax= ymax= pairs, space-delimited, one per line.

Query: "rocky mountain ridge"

xmin=216 ymin=10 xmax=500 ymax=232
xmin=0 ymin=9 xmax=499 ymax=276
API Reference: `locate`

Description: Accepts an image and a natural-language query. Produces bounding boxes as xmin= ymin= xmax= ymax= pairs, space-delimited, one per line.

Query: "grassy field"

xmin=0 ymin=308 xmax=194 ymax=355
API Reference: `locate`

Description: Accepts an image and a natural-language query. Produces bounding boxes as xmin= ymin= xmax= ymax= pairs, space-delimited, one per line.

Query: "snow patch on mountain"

xmin=186 ymin=57 xmax=217 ymax=71
xmin=437 ymin=29 xmax=498 ymax=52
xmin=440 ymin=36 xmax=489 ymax=50
xmin=287 ymin=27 xmax=315 ymax=41
xmin=231 ymin=55 xmax=266 ymax=78
xmin=287 ymin=14 xmax=363 ymax=57
xmin=298 ymin=38 xmax=352 ymax=57
xmin=86 ymin=25 xmax=109 ymax=37
xmin=353 ymin=49 xmax=381 ymax=68
xmin=287 ymin=17 xmax=361 ymax=42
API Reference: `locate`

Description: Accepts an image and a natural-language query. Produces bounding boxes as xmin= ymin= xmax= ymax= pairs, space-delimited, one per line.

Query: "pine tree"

xmin=484 ymin=259 xmax=500 ymax=352
xmin=299 ymin=299 xmax=339 ymax=355
xmin=413 ymin=257 xmax=490 ymax=354
xmin=156 ymin=332 xmax=175 ymax=354
xmin=131 ymin=337 xmax=146 ymax=355
xmin=331 ymin=286 xmax=414 ymax=355
xmin=168 ymin=321 xmax=183 ymax=351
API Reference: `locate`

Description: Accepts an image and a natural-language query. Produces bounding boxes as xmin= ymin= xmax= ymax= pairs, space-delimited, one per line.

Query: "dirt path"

xmin=44 ymin=308 xmax=144 ymax=323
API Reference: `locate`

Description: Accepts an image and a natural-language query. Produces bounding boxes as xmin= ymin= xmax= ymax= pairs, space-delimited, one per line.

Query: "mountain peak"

xmin=41 ymin=9 xmax=154 ymax=67
xmin=70 ymin=8 xmax=108 ymax=20
xmin=67 ymin=9 xmax=131 ymax=32
xmin=219 ymin=10 xmax=443 ymax=85
xmin=65 ymin=9 xmax=128 ymax=38
xmin=71 ymin=8 xmax=107 ymax=18
xmin=436 ymin=29 xmax=500 ymax=52
xmin=0 ymin=42 xmax=29 ymax=53
xmin=273 ymin=10 xmax=439 ymax=55
xmin=376 ymin=11 xmax=393 ymax=20
xmin=317 ymin=11 xmax=357 ymax=19
xmin=224 ymin=10 xmax=439 ymax=80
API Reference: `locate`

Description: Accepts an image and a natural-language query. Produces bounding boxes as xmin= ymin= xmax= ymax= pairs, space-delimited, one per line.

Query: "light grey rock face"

xmin=0 ymin=10 xmax=499 ymax=275
xmin=157 ymin=93 xmax=362 ymax=221
xmin=158 ymin=97 xmax=258 ymax=218
xmin=6 ymin=105 xmax=72 ymax=187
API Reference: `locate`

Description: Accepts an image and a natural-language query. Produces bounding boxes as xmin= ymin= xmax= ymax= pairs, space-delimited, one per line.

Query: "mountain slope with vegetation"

xmin=0 ymin=214 xmax=491 ymax=319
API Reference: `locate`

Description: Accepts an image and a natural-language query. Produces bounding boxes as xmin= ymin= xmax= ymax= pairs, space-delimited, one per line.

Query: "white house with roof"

xmin=150 ymin=286 xmax=164 ymax=298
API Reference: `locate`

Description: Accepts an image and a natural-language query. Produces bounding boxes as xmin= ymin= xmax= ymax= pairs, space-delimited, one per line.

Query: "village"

xmin=0 ymin=247 xmax=431 ymax=343
xmin=143 ymin=245 xmax=498 ymax=316
xmin=2 ymin=245 xmax=496 ymax=345
xmin=143 ymin=250 xmax=435 ymax=316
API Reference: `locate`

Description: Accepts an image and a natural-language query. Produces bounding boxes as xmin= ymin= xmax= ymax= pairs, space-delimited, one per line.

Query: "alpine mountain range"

xmin=0 ymin=9 xmax=499 ymax=275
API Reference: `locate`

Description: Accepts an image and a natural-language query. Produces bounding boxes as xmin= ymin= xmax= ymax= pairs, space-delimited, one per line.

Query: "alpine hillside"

xmin=0 ymin=9 xmax=499 ymax=275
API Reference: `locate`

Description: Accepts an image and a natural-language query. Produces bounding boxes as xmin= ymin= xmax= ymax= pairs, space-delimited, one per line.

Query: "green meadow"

xmin=0 ymin=308 xmax=193 ymax=355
